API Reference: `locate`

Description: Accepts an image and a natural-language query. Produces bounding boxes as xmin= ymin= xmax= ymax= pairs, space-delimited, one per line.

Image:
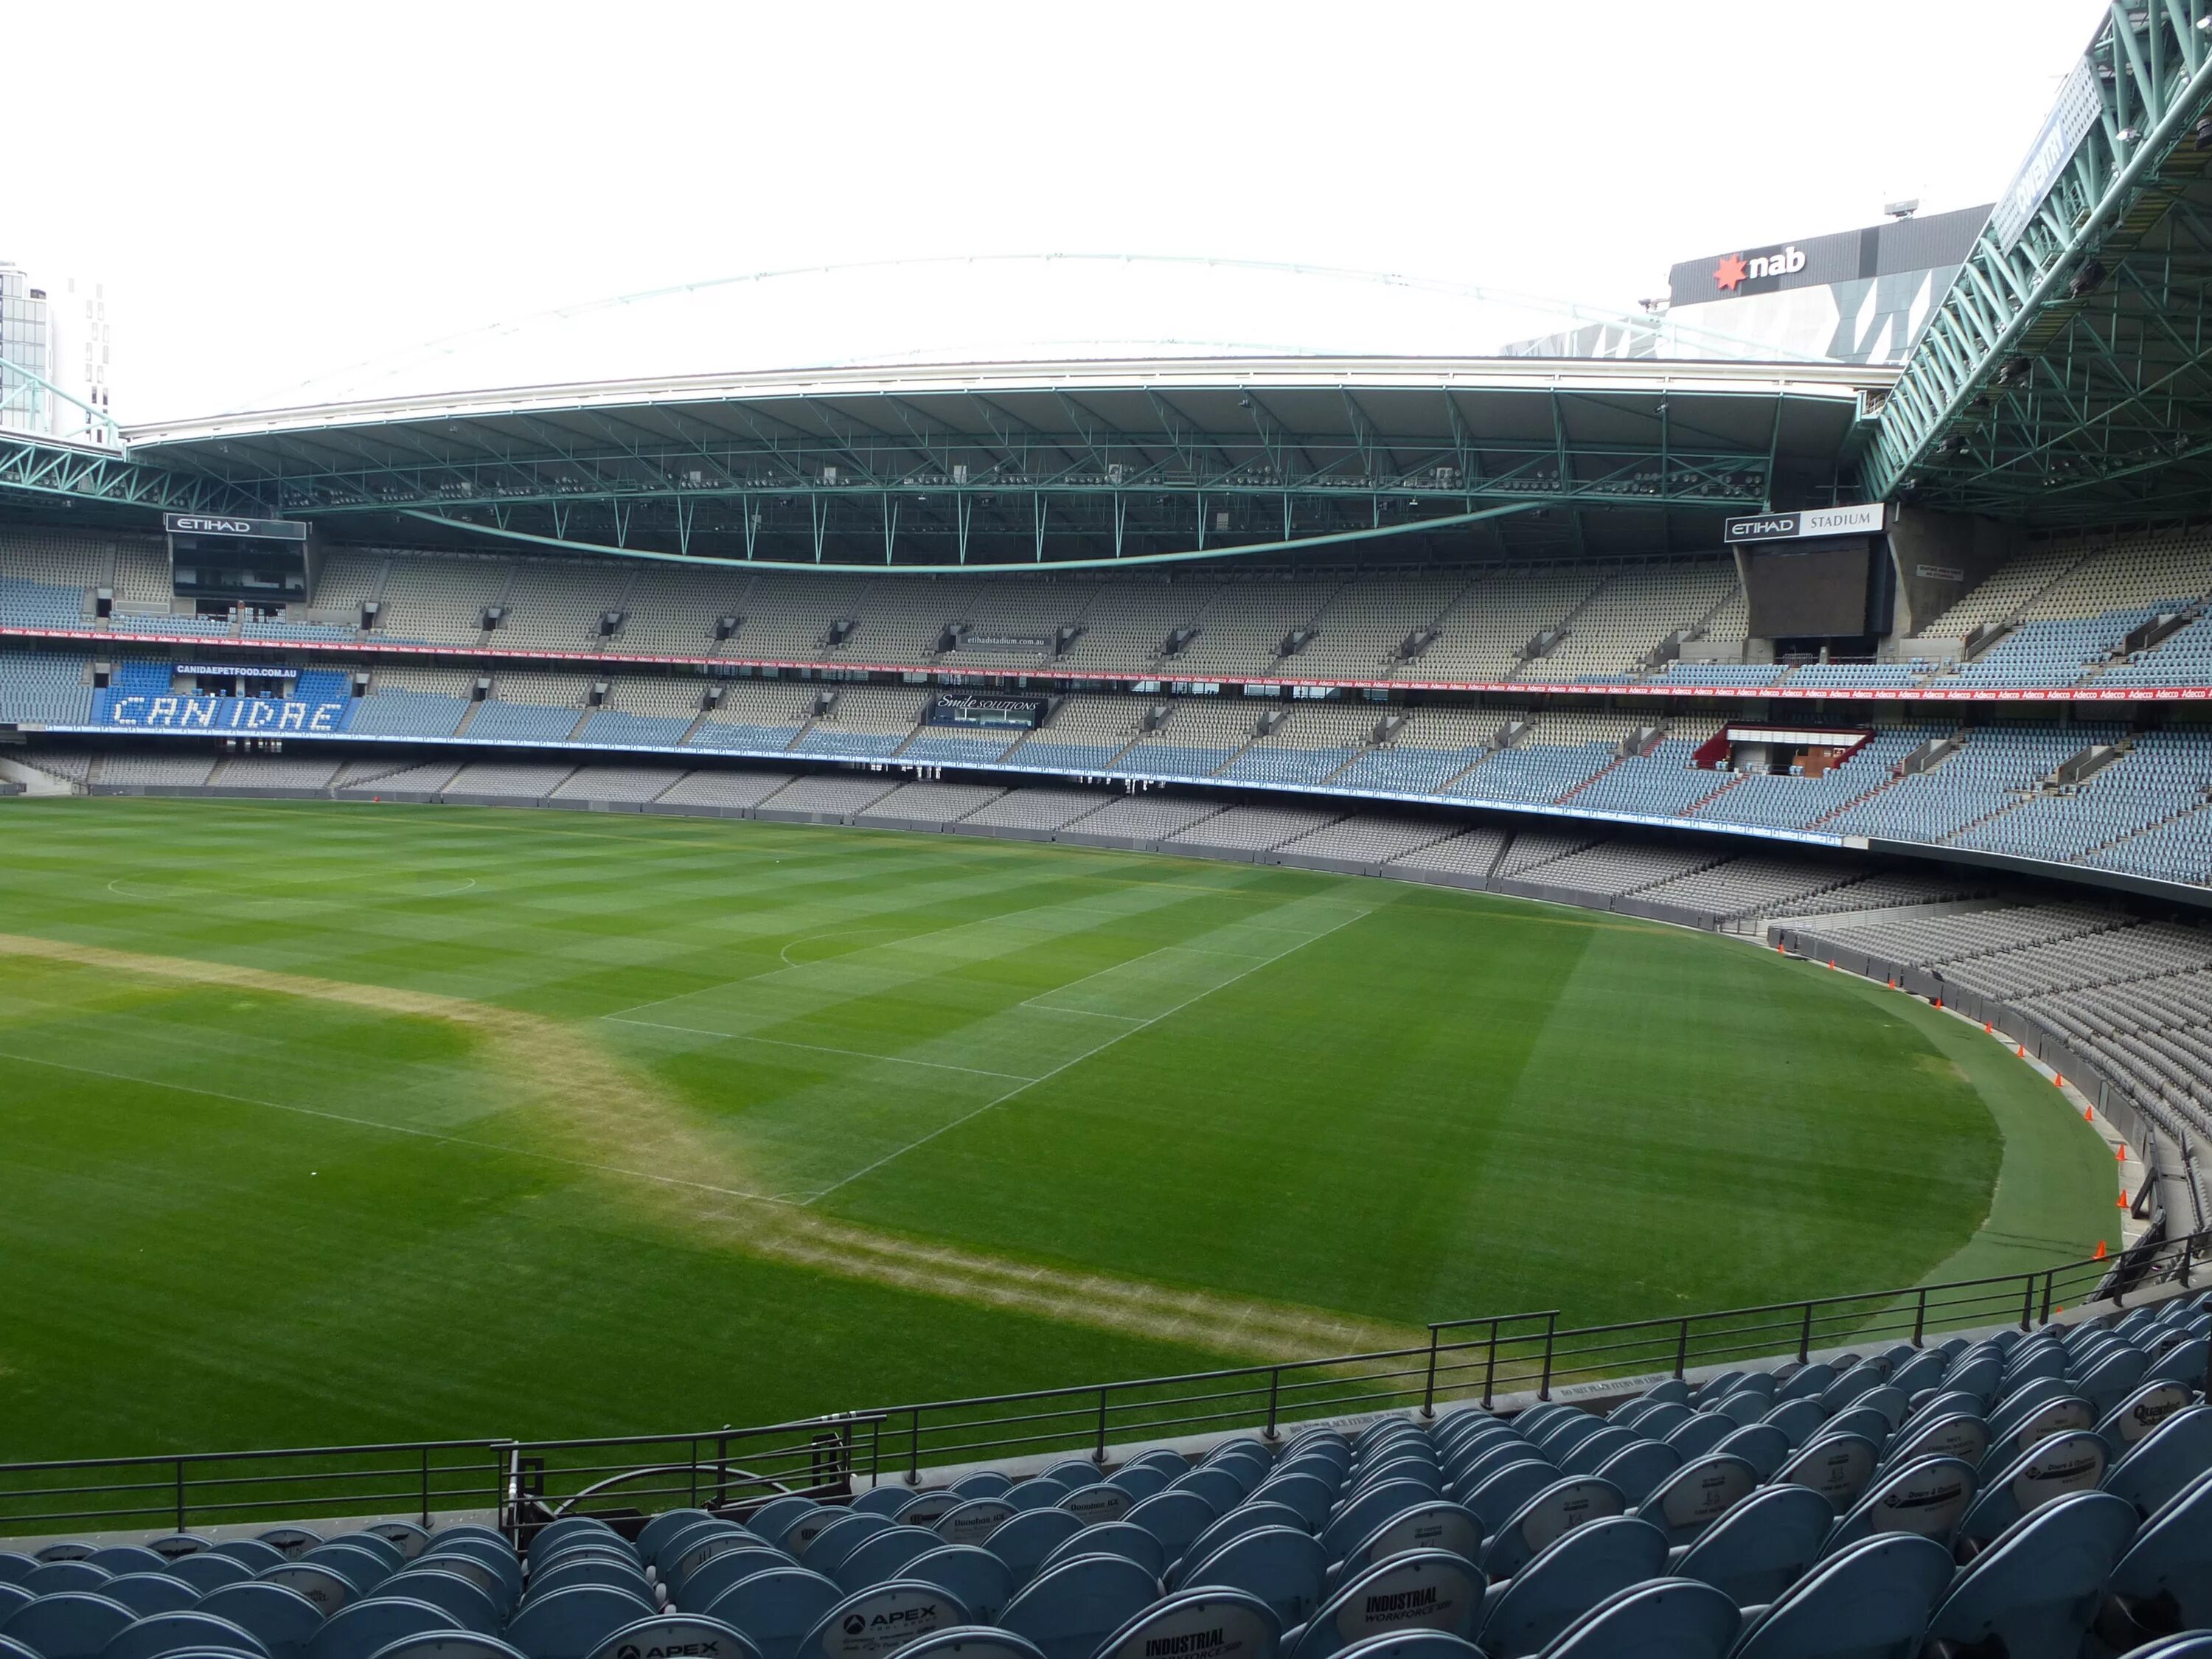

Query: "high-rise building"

xmin=0 ymin=260 xmax=111 ymax=440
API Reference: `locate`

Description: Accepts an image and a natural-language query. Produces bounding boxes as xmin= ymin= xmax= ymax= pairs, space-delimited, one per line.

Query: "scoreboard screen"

xmin=164 ymin=513 xmax=312 ymax=604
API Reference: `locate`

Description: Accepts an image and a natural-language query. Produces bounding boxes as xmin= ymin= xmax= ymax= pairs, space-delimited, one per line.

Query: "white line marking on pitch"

xmin=0 ymin=1047 xmax=794 ymax=1203
xmin=802 ymin=906 xmax=1372 ymax=1205
xmin=604 ymin=1017 xmax=1037 ymax=1081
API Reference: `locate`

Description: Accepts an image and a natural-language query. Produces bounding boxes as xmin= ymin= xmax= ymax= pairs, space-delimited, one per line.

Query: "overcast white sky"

xmin=8 ymin=0 xmax=2098 ymax=423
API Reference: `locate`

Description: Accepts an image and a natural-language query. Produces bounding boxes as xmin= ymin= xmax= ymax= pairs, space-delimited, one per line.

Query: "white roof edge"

xmin=122 ymin=355 xmax=1894 ymax=448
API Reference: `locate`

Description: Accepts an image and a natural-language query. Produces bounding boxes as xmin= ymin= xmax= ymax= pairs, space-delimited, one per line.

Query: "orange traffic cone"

xmin=1984 ymin=1021 xmax=1992 ymax=1034
xmin=2084 ymin=1106 xmax=2095 ymax=1123
xmin=2055 ymin=1073 xmax=2065 ymax=1088
xmin=2118 ymin=1142 xmax=2128 ymax=1161
xmin=2095 ymin=1241 xmax=2107 ymax=1260
xmin=1933 ymin=997 xmax=1943 ymax=1008
xmin=1829 ymin=960 xmax=1837 ymax=970
xmin=2017 ymin=1045 xmax=2026 ymax=1058
xmin=2120 ymin=1190 xmax=2131 ymax=1209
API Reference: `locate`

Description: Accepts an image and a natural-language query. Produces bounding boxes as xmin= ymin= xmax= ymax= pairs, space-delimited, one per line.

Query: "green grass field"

xmin=0 ymin=796 xmax=2116 ymax=1460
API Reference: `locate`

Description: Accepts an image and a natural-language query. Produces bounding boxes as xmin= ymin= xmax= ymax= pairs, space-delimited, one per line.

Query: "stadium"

xmin=6 ymin=4 xmax=2212 ymax=1655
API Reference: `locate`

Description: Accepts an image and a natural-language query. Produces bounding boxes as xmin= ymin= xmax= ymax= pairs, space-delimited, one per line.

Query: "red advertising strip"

xmin=4 ymin=623 xmax=2208 ymax=702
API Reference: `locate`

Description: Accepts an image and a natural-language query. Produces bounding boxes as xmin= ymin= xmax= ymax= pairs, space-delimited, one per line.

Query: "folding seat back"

xmin=1107 ymin=1464 xmax=1171 ymax=1503
xmin=1037 ymin=1525 xmax=1162 ymax=1582
xmin=2145 ymin=1336 xmax=2211 ymax=1388
xmin=0 ymin=1558 xmax=33 ymax=1586
xmin=743 ymin=1503 xmax=820 ymax=1553
xmin=1348 ymin=1461 xmax=1439 ymax=1503
xmin=381 ymin=1570 xmax=501 ymax=1634
xmin=1875 ymin=1411 xmax=1986 ymax=1477
xmin=794 ymin=1580 xmax=970 ymax=1659
xmin=1885 ymin=1351 xmax=1948 ymax=1399
xmin=1509 ymin=1407 xmax=1576 ymax=1444
xmin=526 ymin=1562 xmax=649 ymax=1607
xmin=87 ymin=1551 xmax=167 ymax=1580
xmin=981 ymin=1512 xmax=1084 ymax=1590
xmin=1319 ymin=1484 xmax=1434 ymax=1562
xmin=0 ymin=1591 xmax=27 ymax=1625
xmin=1730 ymin=1531 xmax=1952 ymax=1659
xmin=1331 ymin=1504 xmax=1483 ymax=1587
xmin=1815 ymin=1407 xmax=1891 ymax=1455
xmin=849 ymin=1489 xmax=919 ymax=1520
xmin=698 ymin=1568 xmax=842 ymax=1659
xmin=1211 ymin=1456 xmax=1272 ymax=1503
xmin=2104 ymin=1403 xmax=2212 ymax=1517
xmin=1093 ymin=1588 xmax=1279 ymax=1659
xmin=7 ymin=1593 xmax=142 ymax=1659
xmin=1957 ymin=1430 xmax=2110 ymax=1547
xmin=1942 ymin=1351 xmax=2003 ymax=1405
xmin=799 ymin=1517 xmax=894 ymax=1577
xmin=1038 ymin=1460 xmax=1102 ymax=1492
xmin=257 ymin=1564 xmax=357 ymax=1617
xmin=677 ymin=1550 xmax=795 ymax=1613
xmin=1208 ymin=1439 xmax=1271 ymax=1470
xmin=1000 ymin=1481 xmax=1068 ymax=1514
xmin=1774 ymin=1364 xmax=1835 ymax=1405
xmin=1711 ymin=1425 xmax=1790 ymax=1481
xmin=313 ymin=1547 xmax=398 ymax=1595
xmin=259 ymin=1533 xmax=325 ymax=1562
xmin=1173 ymin=1506 xmax=1310 ymax=1589
xmin=1457 ymin=1462 xmax=1558 ymax=1537
xmin=334 ymin=1541 xmax=406 ymax=1578
xmin=1175 ymin=1528 xmax=1326 ymax=1631
xmin=194 ymin=1584 xmax=325 ymax=1659
xmin=1174 ymin=1468 xmax=1251 ymax=1517
xmin=1706 ymin=1392 xmax=1771 ymax=1430
xmin=1528 ymin=1416 xmax=1604 ymax=1462
xmin=1639 ymin=1379 xmax=1694 ymax=1408
xmin=636 ymin=1514 xmax=714 ymax=1562
xmin=27 ymin=1564 xmax=114 ymax=1596
xmin=883 ymin=1554 xmax=1000 ymax=1637
xmin=1601 ymin=1400 xmax=1660 ymax=1431
xmin=1979 ymin=1396 xmax=2096 ymax=1481
xmin=2101 ymin=1467 xmax=2212 ymax=1644
xmin=1658 ymin=1414 xmax=1733 ymax=1463
xmin=504 ymin=1585 xmax=658 ymax=1659
xmin=366 ymin=1635 xmax=531 ymax=1659
xmin=1615 ymin=1401 xmax=1691 ymax=1443
xmin=1057 ymin=1485 xmax=1133 ymax=1527
xmin=2104 ymin=1380 xmax=2197 ymax=1453
xmin=1471 ymin=1517 xmax=1667 ymax=1659
xmin=1922 ymin=1489 xmax=2138 ymax=1659
xmin=2000 ymin=1341 xmax=2068 ymax=1392
xmin=830 ymin=1528 xmax=939 ymax=1594
xmin=887 ymin=1628 xmax=1045 ymax=1659
xmin=1672 ymin=1483 xmax=1833 ymax=1607
xmin=1281 ymin=1550 xmax=1481 ymax=1659
xmin=1985 ymin=1377 xmax=2079 ymax=1444
xmin=538 ymin=1531 xmax=628 ymax=1575
xmin=1129 ymin=1450 xmax=1195 ymax=1480
xmin=1526 ymin=1578 xmax=1736 ymax=1659
xmin=105 ymin=1609 xmax=274 ymax=1659
xmin=933 ymin=1501 xmax=1015 ymax=1551
xmin=997 ymin=1554 xmax=1161 ymax=1659
xmin=1267 ymin=1458 xmax=1346 ymax=1499
xmin=580 ymin=1616 xmax=757 ymax=1659
xmin=305 ymin=1599 xmax=453 ymax=1659
xmin=1691 ymin=1374 xmax=1747 ymax=1408
xmin=1627 ymin=1453 xmax=1757 ymax=1550
xmin=1756 ymin=1399 xmax=1825 ymax=1450
xmin=1445 ymin=1439 xmax=1538 ymax=1495
xmin=1326 ymin=1634 xmax=1479 ymax=1659
xmin=415 ymin=1556 xmax=513 ymax=1618
xmin=97 ymin=1576 xmax=200 ymax=1617
xmin=2078 ymin=1345 xmax=2152 ymax=1416
xmin=424 ymin=1543 xmax=519 ymax=1604
xmin=1481 ymin=1479 xmax=1627 ymax=1580
xmin=953 ymin=1472 xmax=1013 ymax=1499
xmin=1818 ymin=1364 xmax=1888 ymax=1415
xmin=1821 ymin=1455 xmax=1978 ymax=1554
xmin=1587 ymin=1441 xmax=1677 ymax=1509
xmin=1556 ymin=1429 xmax=1636 ymax=1479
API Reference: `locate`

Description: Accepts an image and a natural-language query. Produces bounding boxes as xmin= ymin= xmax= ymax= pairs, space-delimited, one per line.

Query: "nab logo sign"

xmin=1714 ymin=246 xmax=1808 ymax=291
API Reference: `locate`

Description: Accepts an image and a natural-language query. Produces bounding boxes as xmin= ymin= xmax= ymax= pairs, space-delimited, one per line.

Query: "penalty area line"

xmin=802 ymin=905 xmax=1372 ymax=1206
xmin=603 ymin=1017 xmax=1037 ymax=1081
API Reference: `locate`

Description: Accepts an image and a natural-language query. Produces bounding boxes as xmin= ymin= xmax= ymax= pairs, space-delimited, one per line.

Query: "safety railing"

xmin=1 ymin=1228 xmax=2202 ymax=1541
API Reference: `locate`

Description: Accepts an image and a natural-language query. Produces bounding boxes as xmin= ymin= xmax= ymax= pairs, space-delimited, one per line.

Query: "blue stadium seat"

xmin=582 ymin=1617 xmax=755 ymax=1659
xmin=307 ymin=1599 xmax=456 ymax=1659
xmin=194 ymin=1585 xmax=325 ymax=1659
xmin=677 ymin=1548 xmax=793 ymax=1613
xmin=1627 ymin=1455 xmax=1756 ymax=1549
xmin=1000 ymin=1481 xmax=1068 ymax=1514
xmin=256 ymin=1566 xmax=356 ymax=1618
xmin=1920 ymin=1489 xmax=2138 ymax=1659
xmin=1671 ymin=1483 xmax=1834 ymax=1607
xmin=1819 ymin=1455 xmax=1975 ymax=1553
xmin=935 ymin=1501 xmax=1015 ymax=1549
xmin=167 ymin=1559 xmax=254 ymax=1596
xmin=1955 ymin=1430 xmax=2110 ymax=1548
xmin=799 ymin=1515 xmax=896 ymax=1577
xmin=1058 ymin=1485 xmax=1134 ymax=1526
xmin=846 ymin=1489 xmax=915 ymax=1520
xmin=1472 ymin=1515 xmax=1669 ymax=1659
xmin=1123 ymin=1492 xmax=1217 ymax=1562
xmin=698 ymin=1569 xmax=841 ymax=1659
xmin=1729 ymin=1532 xmax=1952 ymax=1659
xmin=1526 ymin=1578 xmax=1736 ymax=1659
xmin=1588 ymin=1441 xmax=1679 ymax=1508
xmin=501 ymin=1585 xmax=656 ymax=1659
xmin=2 ymin=1594 xmax=139 ymax=1659
xmin=795 ymin=1582 xmax=970 ymax=1659
xmin=97 ymin=1576 xmax=202 ymax=1617
xmin=2097 ymin=1469 xmax=2212 ymax=1646
xmin=886 ymin=1630 xmax=1044 ymax=1659
xmin=1321 ymin=1633 xmax=1481 ymax=1659
xmin=980 ymin=1510 xmax=1083 ymax=1589
xmin=997 ymin=1554 xmax=1161 ymax=1659
xmin=1091 ymin=1587 xmax=1279 ymax=1659
xmin=1334 ymin=1503 xmax=1484 ymax=1585
xmin=1282 ymin=1551 xmax=1482 ymax=1659
xmin=1172 ymin=1505 xmax=1311 ymax=1589
xmin=2104 ymin=1405 xmax=2212 ymax=1517
xmin=742 ymin=1503 xmax=819 ymax=1552
xmin=1175 ymin=1528 xmax=1326 ymax=1631
xmin=88 ymin=1551 xmax=169 ymax=1579
xmin=900 ymin=1548 xmax=1012 ymax=1627
xmin=1321 ymin=1484 xmax=1438 ymax=1562
xmin=829 ymin=1528 xmax=939 ymax=1593
xmin=102 ymin=1609 xmax=274 ymax=1659
xmin=1107 ymin=1465 xmax=1171 ymax=1503
xmin=378 ymin=1571 xmax=500 ymax=1635
xmin=25 ymin=1565 xmax=114 ymax=1596
xmin=365 ymin=1635 xmax=530 ymax=1659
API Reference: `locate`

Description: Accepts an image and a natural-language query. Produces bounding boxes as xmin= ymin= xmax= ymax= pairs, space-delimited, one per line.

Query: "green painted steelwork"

xmin=1868 ymin=0 xmax=2212 ymax=517
xmin=0 ymin=434 xmax=256 ymax=515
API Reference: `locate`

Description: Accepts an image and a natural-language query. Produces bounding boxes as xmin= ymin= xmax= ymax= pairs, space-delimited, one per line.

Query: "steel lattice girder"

xmin=117 ymin=367 xmax=1868 ymax=563
xmin=1867 ymin=0 xmax=2212 ymax=512
xmin=0 ymin=435 xmax=256 ymax=515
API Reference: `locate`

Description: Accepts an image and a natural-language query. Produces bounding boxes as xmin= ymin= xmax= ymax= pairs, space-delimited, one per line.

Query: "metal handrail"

xmin=2 ymin=1228 xmax=2200 ymax=1540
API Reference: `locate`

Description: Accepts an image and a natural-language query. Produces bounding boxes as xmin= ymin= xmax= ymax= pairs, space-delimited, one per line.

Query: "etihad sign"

xmin=1714 ymin=246 xmax=1808 ymax=291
